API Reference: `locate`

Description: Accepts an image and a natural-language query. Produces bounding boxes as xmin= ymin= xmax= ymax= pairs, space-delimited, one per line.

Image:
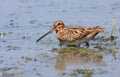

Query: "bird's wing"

xmin=57 ymin=26 xmax=105 ymax=41
xmin=56 ymin=27 xmax=91 ymax=41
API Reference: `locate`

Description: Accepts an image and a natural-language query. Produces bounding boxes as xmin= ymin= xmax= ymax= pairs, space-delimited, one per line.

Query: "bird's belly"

xmin=64 ymin=40 xmax=80 ymax=46
xmin=61 ymin=37 xmax=91 ymax=46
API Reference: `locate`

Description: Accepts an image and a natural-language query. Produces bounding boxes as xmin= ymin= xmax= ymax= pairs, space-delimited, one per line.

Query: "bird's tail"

xmin=93 ymin=26 xmax=106 ymax=32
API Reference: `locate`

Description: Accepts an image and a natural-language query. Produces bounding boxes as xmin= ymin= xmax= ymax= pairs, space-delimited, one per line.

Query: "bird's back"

xmin=56 ymin=26 xmax=105 ymax=42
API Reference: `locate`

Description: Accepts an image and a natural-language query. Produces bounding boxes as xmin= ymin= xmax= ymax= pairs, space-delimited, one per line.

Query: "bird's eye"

xmin=57 ymin=23 xmax=61 ymax=25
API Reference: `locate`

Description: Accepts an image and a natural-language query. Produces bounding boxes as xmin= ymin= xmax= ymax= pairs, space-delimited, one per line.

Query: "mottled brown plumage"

xmin=36 ymin=20 xmax=105 ymax=47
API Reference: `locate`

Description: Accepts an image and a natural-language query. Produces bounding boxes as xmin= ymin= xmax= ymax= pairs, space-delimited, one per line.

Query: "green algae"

xmin=52 ymin=47 xmax=100 ymax=54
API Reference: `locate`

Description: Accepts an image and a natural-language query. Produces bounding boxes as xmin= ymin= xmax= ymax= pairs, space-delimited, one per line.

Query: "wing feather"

xmin=56 ymin=27 xmax=92 ymax=41
xmin=56 ymin=26 xmax=105 ymax=42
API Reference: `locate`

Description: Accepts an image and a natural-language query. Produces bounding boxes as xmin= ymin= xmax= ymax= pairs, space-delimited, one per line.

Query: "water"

xmin=0 ymin=0 xmax=120 ymax=77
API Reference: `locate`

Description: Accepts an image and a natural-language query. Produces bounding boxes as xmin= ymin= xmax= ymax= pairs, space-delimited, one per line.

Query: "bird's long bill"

xmin=36 ymin=29 xmax=54 ymax=42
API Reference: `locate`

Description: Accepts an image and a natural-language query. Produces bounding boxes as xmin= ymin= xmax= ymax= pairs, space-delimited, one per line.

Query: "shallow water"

xmin=0 ymin=0 xmax=120 ymax=77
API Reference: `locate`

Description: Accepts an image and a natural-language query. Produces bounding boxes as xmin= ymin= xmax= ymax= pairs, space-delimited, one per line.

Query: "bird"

xmin=36 ymin=20 xmax=105 ymax=47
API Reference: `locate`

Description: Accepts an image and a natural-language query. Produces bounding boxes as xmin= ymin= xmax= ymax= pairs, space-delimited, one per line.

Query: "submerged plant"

xmin=111 ymin=17 xmax=117 ymax=41
xmin=111 ymin=17 xmax=117 ymax=59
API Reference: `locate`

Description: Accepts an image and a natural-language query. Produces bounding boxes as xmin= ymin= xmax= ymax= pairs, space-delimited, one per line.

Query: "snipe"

xmin=36 ymin=20 xmax=105 ymax=47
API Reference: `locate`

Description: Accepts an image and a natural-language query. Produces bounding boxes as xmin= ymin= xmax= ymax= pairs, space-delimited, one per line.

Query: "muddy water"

xmin=0 ymin=0 xmax=120 ymax=77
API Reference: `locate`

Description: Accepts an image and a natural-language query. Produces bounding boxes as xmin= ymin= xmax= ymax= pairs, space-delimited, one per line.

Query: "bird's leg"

xmin=68 ymin=45 xmax=77 ymax=47
xmin=59 ymin=40 xmax=63 ymax=46
xmin=85 ymin=42 xmax=89 ymax=47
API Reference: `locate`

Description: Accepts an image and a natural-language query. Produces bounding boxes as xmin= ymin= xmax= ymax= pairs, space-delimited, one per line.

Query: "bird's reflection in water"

xmin=53 ymin=47 xmax=103 ymax=70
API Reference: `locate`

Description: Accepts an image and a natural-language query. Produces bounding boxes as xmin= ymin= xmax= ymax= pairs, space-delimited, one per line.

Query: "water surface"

xmin=0 ymin=0 xmax=120 ymax=77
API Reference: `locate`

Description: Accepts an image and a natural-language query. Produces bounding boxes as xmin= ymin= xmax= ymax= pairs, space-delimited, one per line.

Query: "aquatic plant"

xmin=111 ymin=17 xmax=117 ymax=41
xmin=111 ymin=17 xmax=117 ymax=59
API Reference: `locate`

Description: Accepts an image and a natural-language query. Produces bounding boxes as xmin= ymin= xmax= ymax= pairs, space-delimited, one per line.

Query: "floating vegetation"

xmin=36 ymin=73 xmax=43 ymax=77
xmin=6 ymin=19 xmax=19 ymax=28
xmin=73 ymin=68 xmax=94 ymax=74
xmin=52 ymin=47 xmax=100 ymax=54
xmin=7 ymin=45 xmax=21 ymax=51
xmin=29 ymin=19 xmax=37 ymax=24
xmin=0 ymin=67 xmax=18 ymax=71
xmin=66 ymin=68 xmax=94 ymax=77
xmin=21 ymin=56 xmax=37 ymax=62
xmin=21 ymin=35 xmax=31 ymax=39
xmin=39 ymin=53 xmax=56 ymax=60
xmin=8 ymin=32 xmax=14 ymax=35
xmin=40 ymin=38 xmax=57 ymax=45
xmin=111 ymin=17 xmax=117 ymax=41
